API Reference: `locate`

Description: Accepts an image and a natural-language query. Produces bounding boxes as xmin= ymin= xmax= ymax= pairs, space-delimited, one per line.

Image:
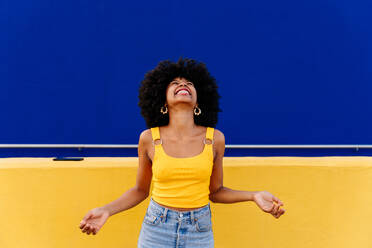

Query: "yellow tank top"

xmin=150 ymin=126 xmax=214 ymax=208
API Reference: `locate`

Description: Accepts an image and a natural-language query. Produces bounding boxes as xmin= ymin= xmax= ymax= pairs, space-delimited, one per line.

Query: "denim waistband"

xmin=148 ymin=198 xmax=211 ymax=223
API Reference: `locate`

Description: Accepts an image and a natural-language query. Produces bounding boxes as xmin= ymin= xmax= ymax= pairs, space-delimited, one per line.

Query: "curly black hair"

xmin=138 ymin=58 xmax=221 ymax=128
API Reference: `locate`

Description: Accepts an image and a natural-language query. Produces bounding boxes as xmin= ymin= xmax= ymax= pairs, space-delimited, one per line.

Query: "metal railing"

xmin=1 ymin=144 xmax=372 ymax=151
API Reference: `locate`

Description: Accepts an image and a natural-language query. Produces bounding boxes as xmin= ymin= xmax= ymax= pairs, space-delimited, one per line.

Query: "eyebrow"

xmin=170 ymin=80 xmax=193 ymax=84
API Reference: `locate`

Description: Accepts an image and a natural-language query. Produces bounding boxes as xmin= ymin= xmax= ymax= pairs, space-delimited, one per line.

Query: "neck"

xmin=167 ymin=105 xmax=196 ymax=137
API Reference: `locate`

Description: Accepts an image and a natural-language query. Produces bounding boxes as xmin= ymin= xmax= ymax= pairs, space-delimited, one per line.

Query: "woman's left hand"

xmin=253 ymin=191 xmax=286 ymax=218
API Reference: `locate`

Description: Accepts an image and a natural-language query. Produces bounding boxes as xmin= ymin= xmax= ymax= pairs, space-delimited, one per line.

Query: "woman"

xmin=79 ymin=58 xmax=286 ymax=247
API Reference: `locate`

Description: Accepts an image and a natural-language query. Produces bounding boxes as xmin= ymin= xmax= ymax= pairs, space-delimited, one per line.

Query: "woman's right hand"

xmin=79 ymin=207 xmax=110 ymax=235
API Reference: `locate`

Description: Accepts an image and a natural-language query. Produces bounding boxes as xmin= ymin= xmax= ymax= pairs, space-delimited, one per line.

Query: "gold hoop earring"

xmin=160 ymin=105 xmax=168 ymax=114
xmin=194 ymin=106 xmax=201 ymax=116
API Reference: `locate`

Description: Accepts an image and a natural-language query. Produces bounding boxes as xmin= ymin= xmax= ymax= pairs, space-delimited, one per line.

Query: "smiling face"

xmin=165 ymin=77 xmax=197 ymax=107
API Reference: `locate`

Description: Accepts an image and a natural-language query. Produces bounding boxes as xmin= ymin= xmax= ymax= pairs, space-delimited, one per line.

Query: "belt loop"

xmin=191 ymin=210 xmax=195 ymax=225
xmin=161 ymin=208 xmax=168 ymax=223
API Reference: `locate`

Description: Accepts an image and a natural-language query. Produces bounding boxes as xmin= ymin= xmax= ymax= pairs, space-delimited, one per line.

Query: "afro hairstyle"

xmin=138 ymin=58 xmax=221 ymax=128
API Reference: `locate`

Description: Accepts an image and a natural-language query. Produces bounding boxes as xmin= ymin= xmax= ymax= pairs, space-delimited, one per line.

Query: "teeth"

xmin=176 ymin=90 xmax=190 ymax=95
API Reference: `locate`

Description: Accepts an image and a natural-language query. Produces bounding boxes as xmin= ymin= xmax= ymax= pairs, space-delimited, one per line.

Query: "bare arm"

xmin=208 ymin=129 xmax=257 ymax=203
xmin=101 ymin=129 xmax=153 ymax=216
xmin=79 ymin=130 xmax=154 ymax=235
xmin=208 ymin=129 xmax=285 ymax=218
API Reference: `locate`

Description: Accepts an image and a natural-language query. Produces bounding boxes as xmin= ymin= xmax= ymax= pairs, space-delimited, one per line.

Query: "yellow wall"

xmin=1 ymin=157 xmax=371 ymax=248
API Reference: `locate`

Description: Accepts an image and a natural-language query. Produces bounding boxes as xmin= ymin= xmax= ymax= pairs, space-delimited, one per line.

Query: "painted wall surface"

xmin=1 ymin=1 xmax=371 ymax=157
xmin=1 ymin=157 xmax=372 ymax=247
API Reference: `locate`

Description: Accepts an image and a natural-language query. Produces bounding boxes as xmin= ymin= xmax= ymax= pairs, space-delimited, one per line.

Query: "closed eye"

xmin=170 ymin=81 xmax=193 ymax=86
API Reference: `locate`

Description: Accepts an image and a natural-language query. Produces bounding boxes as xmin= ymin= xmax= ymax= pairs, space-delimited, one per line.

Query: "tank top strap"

xmin=205 ymin=127 xmax=214 ymax=143
xmin=150 ymin=127 xmax=161 ymax=142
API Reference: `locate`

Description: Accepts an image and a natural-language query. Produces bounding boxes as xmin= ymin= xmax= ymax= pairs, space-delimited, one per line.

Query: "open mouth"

xmin=175 ymin=88 xmax=191 ymax=96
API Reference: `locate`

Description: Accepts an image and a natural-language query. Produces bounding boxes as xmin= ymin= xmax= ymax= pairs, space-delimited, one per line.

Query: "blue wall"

xmin=1 ymin=0 xmax=371 ymax=157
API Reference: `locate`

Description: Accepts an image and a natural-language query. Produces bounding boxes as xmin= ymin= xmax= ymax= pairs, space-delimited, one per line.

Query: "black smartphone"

xmin=53 ymin=157 xmax=84 ymax=161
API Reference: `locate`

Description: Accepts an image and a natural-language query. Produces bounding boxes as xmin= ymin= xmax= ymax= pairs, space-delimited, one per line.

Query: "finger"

xmin=82 ymin=224 xmax=90 ymax=233
xmin=79 ymin=220 xmax=86 ymax=229
xmin=271 ymin=204 xmax=280 ymax=215
xmin=276 ymin=208 xmax=286 ymax=218
xmin=267 ymin=202 xmax=275 ymax=213
xmin=275 ymin=209 xmax=282 ymax=218
xmin=86 ymin=224 xmax=93 ymax=235
xmin=280 ymin=208 xmax=286 ymax=215
xmin=273 ymin=203 xmax=278 ymax=213
xmin=81 ymin=212 xmax=94 ymax=230
xmin=92 ymin=225 xmax=98 ymax=235
xmin=90 ymin=226 xmax=97 ymax=235
xmin=273 ymin=196 xmax=284 ymax=206
xmin=89 ymin=224 xmax=96 ymax=233
xmin=272 ymin=196 xmax=282 ymax=206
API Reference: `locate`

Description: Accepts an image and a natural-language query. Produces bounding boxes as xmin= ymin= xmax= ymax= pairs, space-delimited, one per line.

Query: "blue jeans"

xmin=137 ymin=198 xmax=214 ymax=248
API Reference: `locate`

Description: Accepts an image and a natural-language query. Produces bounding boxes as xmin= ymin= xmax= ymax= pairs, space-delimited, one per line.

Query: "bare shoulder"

xmin=211 ymin=128 xmax=225 ymax=161
xmin=138 ymin=129 xmax=153 ymax=146
xmin=213 ymin=128 xmax=225 ymax=145
xmin=138 ymin=129 xmax=154 ymax=162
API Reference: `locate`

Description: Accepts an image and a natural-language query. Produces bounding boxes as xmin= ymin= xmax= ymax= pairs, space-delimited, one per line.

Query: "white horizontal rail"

xmin=0 ymin=144 xmax=372 ymax=149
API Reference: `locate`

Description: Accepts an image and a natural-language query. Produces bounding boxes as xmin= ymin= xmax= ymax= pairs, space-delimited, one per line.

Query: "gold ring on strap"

xmin=152 ymin=139 xmax=163 ymax=146
xmin=203 ymin=138 xmax=214 ymax=145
